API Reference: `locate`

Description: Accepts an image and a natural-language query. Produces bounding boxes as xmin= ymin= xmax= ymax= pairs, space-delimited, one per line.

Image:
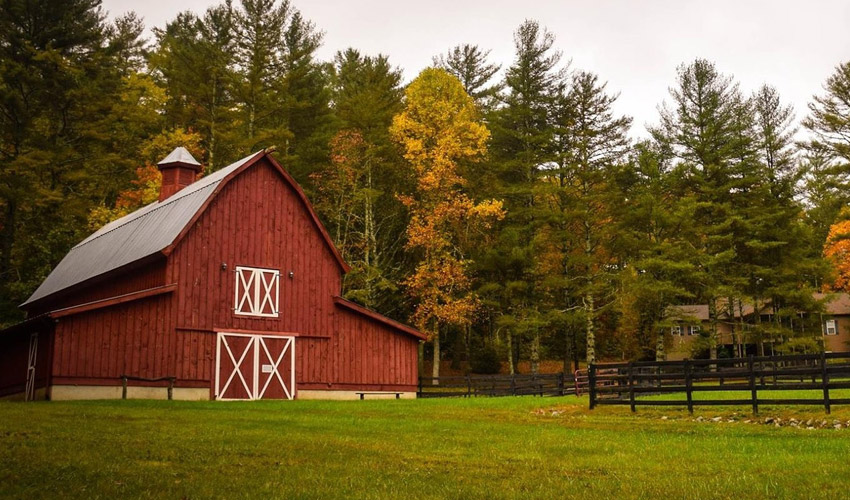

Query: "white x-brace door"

xmin=215 ymin=333 xmax=295 ymax=400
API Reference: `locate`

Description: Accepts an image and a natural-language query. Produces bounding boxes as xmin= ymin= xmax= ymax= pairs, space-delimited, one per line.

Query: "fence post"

xmin=684 ymin=359 xmax=693 ymax=415
xmin=557 ymin=372 xmax=565 ymax=396
xmin=588 ymin=364 xmax=597 ymax=410
xmin=821 ymin=351 xmax=831 ymax=414
xmin=510 ymin=374 xmax=516 ymax=396
xmin=466 ymin=374 xmax=471 ymax=398
xmin=748 ymin=355 xmax=758 ymax=415
xmin=122 ymin=376 xmax=127 ymax=400
xmin=418 ymin=376 xmax=423 ymax=397
xmin=628 ymin=362 xmax=636 ymax=413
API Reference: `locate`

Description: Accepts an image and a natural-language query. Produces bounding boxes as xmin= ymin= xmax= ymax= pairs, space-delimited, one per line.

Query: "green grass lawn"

xmin=2 ymin=395 xmax=850 ymax=499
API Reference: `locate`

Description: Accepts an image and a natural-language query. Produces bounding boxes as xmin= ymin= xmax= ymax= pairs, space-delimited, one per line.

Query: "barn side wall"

xmin=48 ymin=293 xmax=215 ymax=398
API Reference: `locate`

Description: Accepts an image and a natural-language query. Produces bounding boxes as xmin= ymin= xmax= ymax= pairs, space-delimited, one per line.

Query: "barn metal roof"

xmin=23 ymin=151 xmax=262 ymax=307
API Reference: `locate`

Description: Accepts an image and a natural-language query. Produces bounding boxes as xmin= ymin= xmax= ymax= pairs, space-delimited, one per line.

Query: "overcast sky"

xmin=103 ymin=0 xmax=850 ymax=138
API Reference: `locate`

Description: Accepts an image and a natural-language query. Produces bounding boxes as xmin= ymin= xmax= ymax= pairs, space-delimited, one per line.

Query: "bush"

xmin=470 ymin=345 xmax=502 ymax=374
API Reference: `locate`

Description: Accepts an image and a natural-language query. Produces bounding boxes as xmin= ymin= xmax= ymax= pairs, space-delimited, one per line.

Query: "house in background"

xmin=666 ymin=293 xmax=850 ymax=360
xmin=813 ymin=293 xmax=850 ymax=352
xmin=0 ymin=148 xmax=424 ymax=401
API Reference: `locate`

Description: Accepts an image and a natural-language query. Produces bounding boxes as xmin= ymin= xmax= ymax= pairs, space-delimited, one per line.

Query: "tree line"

xmin=2 ymin=0 xmax=850 ymax=376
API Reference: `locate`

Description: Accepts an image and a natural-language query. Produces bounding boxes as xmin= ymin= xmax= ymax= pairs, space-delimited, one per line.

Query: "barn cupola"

xmin=157 ymin=147 xmax=202 ymax=201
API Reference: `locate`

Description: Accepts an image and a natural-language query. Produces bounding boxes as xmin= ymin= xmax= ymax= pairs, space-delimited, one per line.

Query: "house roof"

xmin=24 ymin=150 xmax=349 ymax=308
xmin=667 ymin=304 xmax=710 ymax=321
xmin=814 ymin=292 xmax=850 ymax=315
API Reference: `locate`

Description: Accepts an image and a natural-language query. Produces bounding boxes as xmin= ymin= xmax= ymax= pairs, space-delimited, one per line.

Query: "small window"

xmin=234 ymin=266 xmax=280 ymax=317
xmin=825 ymin=319 xmax=838 ymax=336
xmin=690 ymin=325 xmax=700 ymax=336
xmin=671 ymin=325 xmax=682 ymax=336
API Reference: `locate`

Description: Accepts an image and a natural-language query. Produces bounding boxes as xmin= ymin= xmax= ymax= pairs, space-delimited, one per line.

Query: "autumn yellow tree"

xmin=390 ymin=68 xmax=504 ymax=379
xmin=824 ymin=208 xmax=850 ymax=291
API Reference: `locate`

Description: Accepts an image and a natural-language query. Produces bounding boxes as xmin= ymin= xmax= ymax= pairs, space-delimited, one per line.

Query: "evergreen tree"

xmin=0 ymin=0 xmax=144 ymax=324
xmin=802 ymin=62 xmax=850 ymax=250
xmin=433 ymin=44 xmax=501 ymax=111
xmin=316 ymin=49 xmax=408 ymax=312
xmin=151 ymin=3 xmax=238 ymax=170
xmin=483 ymin=20 xmax=564 ymax=373
xmin=547 ymin=70 xmax=631 ymax=365
xmin=276 ymin=10 xmax=334 ymax=181
xmin=649 ymin=59 xmax=753 ymax=357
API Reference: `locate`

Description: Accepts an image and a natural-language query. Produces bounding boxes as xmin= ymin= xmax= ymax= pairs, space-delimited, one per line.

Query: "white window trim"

xmin=825 ymin=319 xmax=838 ymax=336
xmin=671 ymin=325 xmax=682 ymax=336
xmin=690 ymin=325 xmax=700 ymax=336
xmin=234 ymin=266 xmax=280 ymax=318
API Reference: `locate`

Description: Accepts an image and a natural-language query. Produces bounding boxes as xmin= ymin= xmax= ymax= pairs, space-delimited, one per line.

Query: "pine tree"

xmin=802 ymin=62 xmax=850 ymax=250
xmin=276 ymin=10 xmax=334 ymax=182
xmin=317 ymin=49 xmax=407 ymax=312
xmin=650 ymin=59 xmax=754 ymax=357
xmin=233 ymin=0 xmax=288 ymax=149
xmin=151 ymin=3 xmax=238 ymax=170
xmin=547 ymin=70 xmax=631 ymax=365
xmin=433 ymin=44 xmax=501 ymax=111
xmin=0 ymin=0 xmax=144 ymax=324
xmin=483 ymin=20 xmax=564 ymax=373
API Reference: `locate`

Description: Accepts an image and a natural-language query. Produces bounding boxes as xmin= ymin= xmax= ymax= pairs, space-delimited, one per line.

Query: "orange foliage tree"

xmin=390 ymin=68 xmax=504 ymax=378
xmin=824 ymin=208 xmax=850 ymax=291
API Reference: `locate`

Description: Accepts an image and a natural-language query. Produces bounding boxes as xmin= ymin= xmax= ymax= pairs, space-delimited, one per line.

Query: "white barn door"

xmin=215 ymin=333 xmax=295 ymax=400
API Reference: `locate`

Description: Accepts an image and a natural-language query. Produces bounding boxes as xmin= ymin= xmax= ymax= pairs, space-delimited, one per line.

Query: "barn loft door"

xmin=215 ymin=333 xmax=294 ymax=400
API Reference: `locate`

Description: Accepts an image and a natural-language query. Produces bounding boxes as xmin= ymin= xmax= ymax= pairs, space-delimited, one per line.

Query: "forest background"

xmin=3 ymin=0 xmax=850 ymax=377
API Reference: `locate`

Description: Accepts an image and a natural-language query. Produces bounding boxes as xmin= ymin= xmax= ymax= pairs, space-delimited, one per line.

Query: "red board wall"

xmin=27 ymin=156 xmax=419 ymax=397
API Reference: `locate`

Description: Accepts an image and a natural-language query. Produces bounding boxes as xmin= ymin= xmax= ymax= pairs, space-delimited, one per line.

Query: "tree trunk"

xmin=655 ymin=327 xmax=666 ymax=361
xmin=530 ymin=328 xmax=540 ymax=374
xmin=563 ymin=328 xmax=571 ymax=374
xmin=507 ymin=330 xmax=515 ymax=375
xmin=708 ymin=298 xmax=718 ymax=362
xmin=585 ymin=293 xmax=596 ymax=365
xmin=572 ymin=331 xmax=580 ymax=372
xmin=737 ymin=299 xmax=747 ymax=357
xmin=431 ymin=328 xmax=440 ymax=383
xmin=0 ymin=200 xmax=16 ymax=281
xmin=418 ymin=342 xmax=425 ymax=378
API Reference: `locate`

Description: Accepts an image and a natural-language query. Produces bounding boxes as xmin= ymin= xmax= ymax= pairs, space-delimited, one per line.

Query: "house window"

xmin=825 ymin=319 xmax=838 ymax=336
xmin=671 ymin=325 xmax=682 ymax=336
xmin=234 ymin=266 xmax=280 ymax=317
xmin=690 ymin=325 xmax=700 ymax=336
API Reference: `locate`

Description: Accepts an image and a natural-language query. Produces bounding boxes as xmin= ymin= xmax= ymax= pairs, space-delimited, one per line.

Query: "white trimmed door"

xmin=215 ymin=333 xmax=295 ymax=400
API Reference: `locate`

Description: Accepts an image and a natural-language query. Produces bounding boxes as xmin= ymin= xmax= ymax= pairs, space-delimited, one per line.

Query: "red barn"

xmin=0 ymin=148 xmax=424 ymax=401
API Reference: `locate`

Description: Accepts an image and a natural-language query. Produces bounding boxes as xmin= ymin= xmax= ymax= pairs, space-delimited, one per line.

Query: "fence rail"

xmin=418 ymin=373 xmax=575 ymax=398
xmin=588 ymin=352 xmax=850 ymax=414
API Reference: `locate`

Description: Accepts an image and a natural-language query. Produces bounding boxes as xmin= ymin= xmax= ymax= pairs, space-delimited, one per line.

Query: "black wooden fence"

xmin=418 ymin=373 xmax=575 ymax=398
xmin=588 ymin=352 xmax=850 ymax=414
